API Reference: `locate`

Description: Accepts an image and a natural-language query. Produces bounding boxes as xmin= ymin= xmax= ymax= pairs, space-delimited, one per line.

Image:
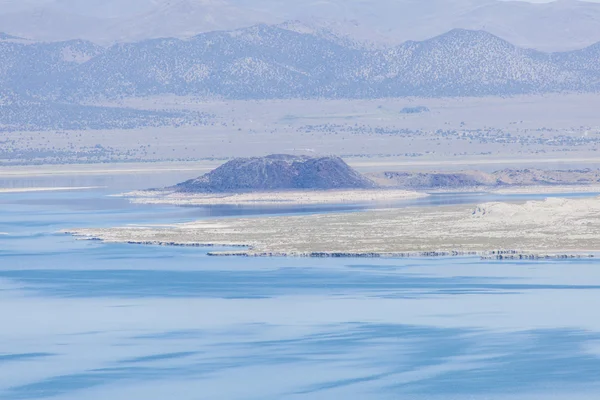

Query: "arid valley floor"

xmin=3 ymin=94 xmax=600 ymax=171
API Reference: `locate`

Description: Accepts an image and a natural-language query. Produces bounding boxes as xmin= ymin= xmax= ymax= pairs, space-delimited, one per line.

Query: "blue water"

xmin=1 ymin=189 xmax=600 ymax=400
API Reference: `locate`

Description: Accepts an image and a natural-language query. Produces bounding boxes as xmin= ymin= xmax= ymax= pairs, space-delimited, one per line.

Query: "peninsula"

xmin=64 ymin=156 xmax=600 ymax=259
xmin=66 ymin=196 xmax=600 ymax=259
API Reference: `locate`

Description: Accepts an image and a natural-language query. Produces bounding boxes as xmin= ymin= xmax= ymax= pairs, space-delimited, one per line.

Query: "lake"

xmin=1 ymin=187 xmax=600 ymax=399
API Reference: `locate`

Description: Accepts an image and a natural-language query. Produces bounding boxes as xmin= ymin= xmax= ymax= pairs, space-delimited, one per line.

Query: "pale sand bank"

xmin=66 ymin=196 xmax=600 ymax=258
xmin=121 ymin=189 xmax=428 ymax=206
xmin=492 ymin=185 xmax=600 ymax=195
xmin=0 ymin=187 xmax=103 ymax=194
xmin=0 ymin=161 xmax=220 ymax=177
xmin=350 ymin=157 xmax=600 ymax=171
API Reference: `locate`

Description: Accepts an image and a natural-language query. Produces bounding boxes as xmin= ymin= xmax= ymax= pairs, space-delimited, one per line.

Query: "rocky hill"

xmin=2 ymin=26 xmax=600 ymax=104
xmin=368 ymin=169 xmax=600 ymax=190
xmin=173 ymin=154 xmax=377 ymax=193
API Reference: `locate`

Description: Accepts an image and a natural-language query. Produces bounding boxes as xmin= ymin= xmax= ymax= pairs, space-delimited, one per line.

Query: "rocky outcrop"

xmin=172 ymin=154 xmax=377 ymax=193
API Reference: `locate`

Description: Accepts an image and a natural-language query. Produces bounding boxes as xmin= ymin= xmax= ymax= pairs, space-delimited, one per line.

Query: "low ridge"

xmin=173 ymin=154 xmax=377 ymax=193
xmin=368 ymin=169 xmax=600 ymax=190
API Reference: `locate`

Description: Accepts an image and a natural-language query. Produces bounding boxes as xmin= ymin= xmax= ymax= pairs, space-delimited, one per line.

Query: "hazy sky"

xmin=1 ymin=0 xmax=600 ymax=15
xmin=2 ymin=0 xmax=600 ymax=49
xmin=3 ymin=0 xmax=600 ymax=9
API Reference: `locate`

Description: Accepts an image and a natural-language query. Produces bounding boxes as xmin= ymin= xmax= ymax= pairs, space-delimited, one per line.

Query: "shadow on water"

xmin=3 ymin=189 xmax=600 ymax=399
xmin=4 ymin=324 xmax=600 ymax=399
xmin=2 ymin=266 xmax=600 ymax=299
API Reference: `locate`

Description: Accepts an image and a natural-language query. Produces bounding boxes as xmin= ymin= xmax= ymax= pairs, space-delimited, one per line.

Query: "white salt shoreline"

xmin=119 ymin=189 xmax=428 ymax=206
xmin=0 ymin=187 xmax=103 ymax=194
xmin=65 ymin=196 xmax=600 ymax=259
xmin=491 ymin=185 xmax=600 ymax=195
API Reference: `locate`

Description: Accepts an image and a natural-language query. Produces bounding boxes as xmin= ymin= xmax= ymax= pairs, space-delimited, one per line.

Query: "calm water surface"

xmin=1 ymin=187 xmax=600 ymax=400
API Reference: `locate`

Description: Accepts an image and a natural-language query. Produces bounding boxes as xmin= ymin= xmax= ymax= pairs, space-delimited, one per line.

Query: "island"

xmin=64 ymin=155 xmax=600 ymax=259
xmin=122 ymin=154 xmax=427 ymax=206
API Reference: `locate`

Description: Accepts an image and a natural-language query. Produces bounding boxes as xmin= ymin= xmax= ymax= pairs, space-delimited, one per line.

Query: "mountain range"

xmin=2 ymin=25 xmax=600 ymax=104
xmin=2 ymin=0 xmax=600 ymax=52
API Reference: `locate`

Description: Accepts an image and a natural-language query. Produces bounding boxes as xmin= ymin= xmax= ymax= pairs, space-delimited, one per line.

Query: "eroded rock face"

xmin=173 ymin=154 xmax=377 ymax=193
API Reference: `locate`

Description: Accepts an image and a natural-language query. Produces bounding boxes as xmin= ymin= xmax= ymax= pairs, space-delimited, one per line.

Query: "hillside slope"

xmin=2 ymin=26 xmax=600 ymax=102
xmin=173 ymin=154 xmax=377 ymax=193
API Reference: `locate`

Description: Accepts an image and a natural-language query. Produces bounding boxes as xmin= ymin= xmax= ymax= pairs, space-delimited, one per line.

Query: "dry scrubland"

xmin=3 ymin=94 xmax=600 ymax=171
xmin=67 ymin=197 xmax=600 ymax=258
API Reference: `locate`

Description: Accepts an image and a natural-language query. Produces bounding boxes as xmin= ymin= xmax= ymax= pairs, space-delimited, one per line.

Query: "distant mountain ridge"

xmin=3 ymin=25 xmax=600 ymax=102
xmin=173 ymin=154 xmax=377 ymax=193
xmin=0 ymin=33 xmax=22 ymax=40
xmin=3 ymin=0 xmax=600 ymax=52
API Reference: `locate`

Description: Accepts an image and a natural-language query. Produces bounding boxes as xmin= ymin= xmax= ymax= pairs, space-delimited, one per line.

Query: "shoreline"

xmin=418 ymin=185 xmax=600 ymax=195
xmin=0 ymin=161 xmax=221 ymax=177
xmin=64 ymin=196 xmax=600 ymax=260
xmin=120 ymin=184 xmax=600 ymax=206
xmin=64 ymin=234 xmax=598 ymax=260
xmin=0 ymin=186 xmax=104 ymax=194
xmin=4 ymin=156 xmax=600 ymax=179
xmin=120 ymin=189 xmax=429 ymax=206
xmin=491 ymin=185 xmax=600 ymax=195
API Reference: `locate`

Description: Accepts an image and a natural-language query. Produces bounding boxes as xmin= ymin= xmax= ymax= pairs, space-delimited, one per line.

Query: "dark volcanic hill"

xmin=173 ymin=154 xmax=377 ymax=193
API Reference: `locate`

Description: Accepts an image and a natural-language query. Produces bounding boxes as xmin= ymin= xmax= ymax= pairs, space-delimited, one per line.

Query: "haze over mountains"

xmin=2 ymin=25 xmax=600 ymax=106
xmin=1 ymin=0 xmax=600 ymax=51
xmin=3 ymin=1 xmax=600 ymax=132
